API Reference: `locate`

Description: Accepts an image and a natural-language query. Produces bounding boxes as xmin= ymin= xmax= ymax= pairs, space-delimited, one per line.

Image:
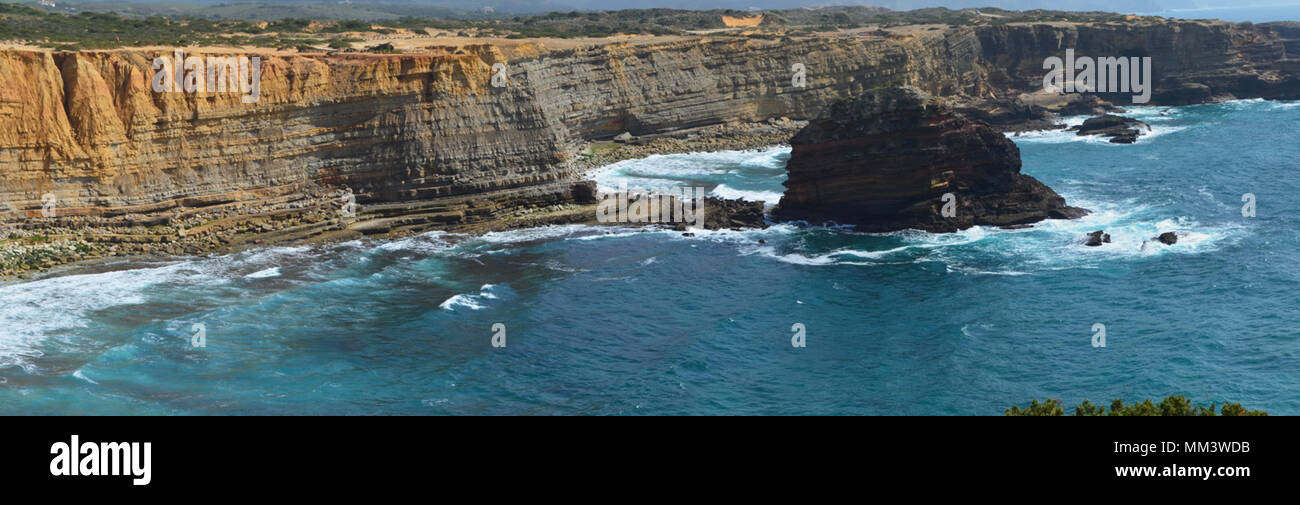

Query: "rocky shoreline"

xmin=0 ymin=94 xmax=1272 ymax=280
xmin=1 ymin=120 xmax=802 ymax=280
xmin=5 ymin=18 xmax=1300 ymax=278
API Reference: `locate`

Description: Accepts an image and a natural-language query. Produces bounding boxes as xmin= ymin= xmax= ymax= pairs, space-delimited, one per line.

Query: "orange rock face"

xmin=0 ymin=34 xmax=991 ymax=236
xmin=0 ymin=49 xmax=568 ymax=222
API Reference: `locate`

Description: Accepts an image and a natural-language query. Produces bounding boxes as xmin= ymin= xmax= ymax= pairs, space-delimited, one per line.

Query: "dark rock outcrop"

xmin=774 ymin=87 xmax=1088 ymax=232
xmin=1153 ymin=83 xmax=1214 ymax=106
xmin=701 ymin=197 xmax=767 ymax=230
xmin=1070 ymin=115 xmax=1151 ymax=144
xmin=1085 ymin=230 xmax=1111 ymax=246
xmin=570 ymin=181 xmax=600 ymax=204
xmin=1155 ymin=232 xmax=1178 ymax=245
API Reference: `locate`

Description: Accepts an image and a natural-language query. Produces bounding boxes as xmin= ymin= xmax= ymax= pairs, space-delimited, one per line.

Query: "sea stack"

xmin=774 ymin=87 xmax=1088 ymax=232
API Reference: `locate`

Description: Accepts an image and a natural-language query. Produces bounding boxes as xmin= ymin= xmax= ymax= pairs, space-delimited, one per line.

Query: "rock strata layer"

xmin=774 ymin=87 xmax=1087 ymax=232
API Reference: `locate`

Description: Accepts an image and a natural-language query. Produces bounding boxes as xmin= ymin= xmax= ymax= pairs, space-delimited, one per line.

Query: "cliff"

xmin=975 ymin=21 xmax=1300 ymax=103
xmin=774 ymin=87 xmax=1086 ymax=231
xmin=0 ymin=19 xmax=1296 ymax=272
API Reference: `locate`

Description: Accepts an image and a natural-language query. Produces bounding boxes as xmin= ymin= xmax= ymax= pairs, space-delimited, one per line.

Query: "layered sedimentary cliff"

xmin=774 ymin=87 xmax=1086 ymax=231
xmin=976 ymin=21 xmax=1300 ymax=103
xmin=0 ymin=19 xmax=1296 ymax=272
xmin=0 ymin=30 xmax=995 ymax=271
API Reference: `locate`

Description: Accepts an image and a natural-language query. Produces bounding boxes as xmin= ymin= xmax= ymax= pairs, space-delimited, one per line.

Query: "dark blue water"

xmin=2 ymin=100 xmax=1298 ymax=415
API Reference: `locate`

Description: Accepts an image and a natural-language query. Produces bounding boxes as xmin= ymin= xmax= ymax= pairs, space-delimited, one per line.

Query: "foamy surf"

xmin=439 ymin=284 xmax=510 ymax=312
xmin=589 ymin=146 xmax=790 ymax=202
xmin=0 ymin=262 xmax=201 ymax=371
xmin=709 ymin=183 xmax=784 ymax=203
xmin=245 ymin=267 xmax=281 ymax=279
xmin=723 ymin=194 xmax=1244 ymax=273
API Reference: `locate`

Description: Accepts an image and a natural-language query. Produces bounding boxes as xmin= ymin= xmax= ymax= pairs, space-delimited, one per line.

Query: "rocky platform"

xmin=774 ymin=87 xmax=1087 ymax=232
xmin=1070 ymin=114 xmax=1152 ymax=143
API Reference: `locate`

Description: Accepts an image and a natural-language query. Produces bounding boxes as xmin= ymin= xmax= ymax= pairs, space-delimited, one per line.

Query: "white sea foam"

xmin=438 ymin=294 xmax=484 ymax=311
xmin=732 ymin=192 xmax=1244 ymax=272
xmin=438 ymin=284 xmax=505 ymax=312
xmin=1007 ymin=107 xmax=1195 ymax=145
xmin=375 ymin=230 xmax=461 ymax=254
xmin=589 ymin=145 xmax=790 ymax=195
xmin=709 ymin=183 xmax=784 ymax=203
xmin=480 ymin=224 xmax=600 ymax=244
xmin=0 ymin=259 xmax=214 ymax=372
xmin=743 ymin=246 xmax=842 ymax=266
xmin=245 ymin=267 xmax=281 ymax=279
xmin=72 ymin=369 xmax=99 ymax=384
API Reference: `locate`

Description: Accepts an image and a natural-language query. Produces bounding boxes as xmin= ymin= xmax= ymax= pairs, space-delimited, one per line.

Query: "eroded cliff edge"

xmin=1 ymin=20 xmax=1297 ymax=273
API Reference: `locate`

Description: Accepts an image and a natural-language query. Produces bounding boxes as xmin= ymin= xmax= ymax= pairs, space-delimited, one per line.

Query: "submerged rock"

xmin=666 ymin=196 xmax=767 ymax=231
xmin=1070 ymin=114 xmax=1151 ymax=144
xmin=1085 ymin=230 xmax=1111 ymax=246
xmin=702 ymin=197 xmax=767 ymax=230
xmin=1153 ymin=83 xmax=1213 ymax=106
xmin=773 ymin=86 xmax=1088 ymax=232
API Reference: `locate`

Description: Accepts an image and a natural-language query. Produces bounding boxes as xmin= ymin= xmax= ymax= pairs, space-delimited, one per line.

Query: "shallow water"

xmin=1 ymin=99 xmax=1297 ymax=415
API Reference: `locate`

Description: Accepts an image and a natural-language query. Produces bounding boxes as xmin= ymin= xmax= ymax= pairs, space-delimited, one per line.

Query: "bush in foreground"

xmin=1005 ymin=396 xmax=1267 ymax=416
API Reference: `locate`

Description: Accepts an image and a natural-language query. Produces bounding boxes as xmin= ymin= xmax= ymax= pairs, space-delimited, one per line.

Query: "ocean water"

xmin=2 ymin=99 xmax=1298 ymax=415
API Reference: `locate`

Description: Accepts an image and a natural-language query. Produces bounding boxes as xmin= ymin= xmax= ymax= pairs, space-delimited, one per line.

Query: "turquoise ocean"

xmin=1 ymin=100 xmax=1297 ymax=415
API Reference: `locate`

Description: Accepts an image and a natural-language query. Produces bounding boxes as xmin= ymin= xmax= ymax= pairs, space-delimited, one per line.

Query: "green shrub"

xmin=1007 ymin=395 xmax=1267 ymax=416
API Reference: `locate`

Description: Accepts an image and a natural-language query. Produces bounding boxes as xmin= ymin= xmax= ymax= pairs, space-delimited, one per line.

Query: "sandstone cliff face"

xmin=0 ymin=48 xmax=584 ymax=257
xmin=0 ymin=31 xmax=994 ymax=254
xmin=523 ymin=32 xmax=991 ymax=139
xmin=774 ymin=87 xmax=1087 ymax=232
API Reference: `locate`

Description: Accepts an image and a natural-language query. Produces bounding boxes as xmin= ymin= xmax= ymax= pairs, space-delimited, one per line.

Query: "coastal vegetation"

xmin=1006 ymin=396 xmax=1268 ymax=416
xmin=0 ymin=3 xmax=1136 ymax=51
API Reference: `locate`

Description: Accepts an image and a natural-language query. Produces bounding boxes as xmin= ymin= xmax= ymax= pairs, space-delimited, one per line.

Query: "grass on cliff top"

xmin=1 ymin=3 xmax=1140 ymax=51
xmin=1007 ymin=396 xmax=1268 ymax=416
